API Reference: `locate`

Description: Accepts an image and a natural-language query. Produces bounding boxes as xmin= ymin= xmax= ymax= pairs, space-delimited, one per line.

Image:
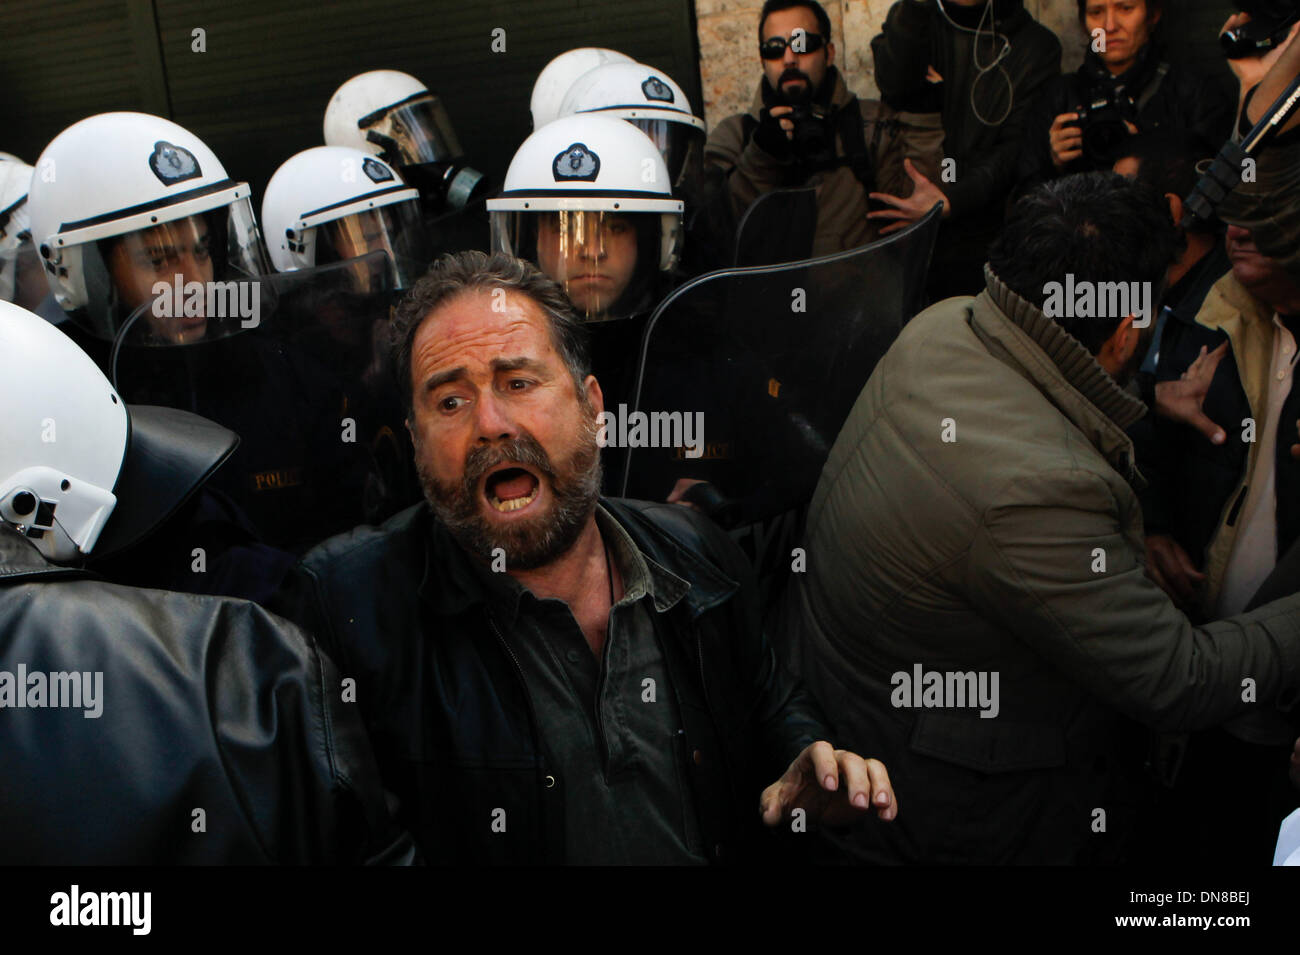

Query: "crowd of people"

xmin=3 ymin=0 xmax=1300 ymax=866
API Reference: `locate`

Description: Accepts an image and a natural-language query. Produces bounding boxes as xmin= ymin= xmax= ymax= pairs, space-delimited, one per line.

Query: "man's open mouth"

xmin=483 ymin=465 xmax=541 ymax=513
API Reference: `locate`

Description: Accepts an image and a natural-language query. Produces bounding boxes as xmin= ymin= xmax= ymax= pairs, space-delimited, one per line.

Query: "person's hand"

xmin=1145 ymin=534 xmax=1206 ymax=611
xmin=1222 ymin=14 xmax=1300 ymax=95
xmin=868 ymin=158 xmax=950 ymax=235
xmin=1049 ymin=112 xmax=1083 ymax=169
xmin=759 ymin=740 xmax=896 ymax=828
xmin=753 ymin=104 xmax=797 ymax=157
xmin=667 ymin=477 xmax=706 ymax=511
xmin=1154 ymin=342 xmax=1230 ymax=444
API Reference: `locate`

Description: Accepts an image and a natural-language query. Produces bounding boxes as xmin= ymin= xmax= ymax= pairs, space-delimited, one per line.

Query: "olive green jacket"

xmin=777 ymin=267 xmax=1300 ymax=863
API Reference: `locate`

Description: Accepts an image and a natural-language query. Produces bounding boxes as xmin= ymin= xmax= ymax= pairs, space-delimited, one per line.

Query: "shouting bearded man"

xmin=274 ymin=250 xmax=895 ymax=864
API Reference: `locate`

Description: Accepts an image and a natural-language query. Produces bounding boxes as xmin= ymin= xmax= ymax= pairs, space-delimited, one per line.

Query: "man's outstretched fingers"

xmin=864 ymin=758 xmax=897 ymax=820
xmin=808 ymin=740 xmax=840 ymax=791
xmin=836 ymin=750 xmax=874 ymax=810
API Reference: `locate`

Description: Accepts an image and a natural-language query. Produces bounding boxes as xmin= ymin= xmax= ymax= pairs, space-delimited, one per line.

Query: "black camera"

xmin=788 ymin=104 xmax=835 ymax=164
xmin=1221 ymin=0 xmax=1300 ymax=59
xmin=1073 ymin=89 xmax=1137 ymax=165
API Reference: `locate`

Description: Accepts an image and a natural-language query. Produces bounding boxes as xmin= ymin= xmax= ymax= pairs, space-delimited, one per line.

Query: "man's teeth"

xmin=489 ymin=485 xmax=539 ymax=512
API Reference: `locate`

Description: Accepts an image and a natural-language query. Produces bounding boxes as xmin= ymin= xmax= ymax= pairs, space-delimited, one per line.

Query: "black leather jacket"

xmin=0 ymin=524 xmax=415 ymax=864
xmin=273 ymin=498 xmax=834 ymax=864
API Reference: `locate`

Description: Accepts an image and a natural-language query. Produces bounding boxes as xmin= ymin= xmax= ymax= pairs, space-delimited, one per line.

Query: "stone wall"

xmin=693 ymin=0 xmax=1088 ymax=129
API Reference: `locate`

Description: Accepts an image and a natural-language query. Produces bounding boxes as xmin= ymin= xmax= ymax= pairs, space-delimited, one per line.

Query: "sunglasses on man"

xmin=759 ymin=32 xmax=827 ymax=59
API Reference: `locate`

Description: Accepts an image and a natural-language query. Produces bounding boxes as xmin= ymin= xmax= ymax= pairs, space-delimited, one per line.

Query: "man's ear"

xmin=1166 ymin=191 xmax=1183 ymax=227
xmin=826 ymin=40 xmax=837 ymax=68
xmin=1098 ymin=314 xmax=1139 ymax=374
xmin=584 ymin=374 xmax=605 ymax=418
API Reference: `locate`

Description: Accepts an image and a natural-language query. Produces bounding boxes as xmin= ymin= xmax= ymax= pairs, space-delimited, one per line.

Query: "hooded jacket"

xmin=776 ymin=266 xmax=1300 ymax=863
xmin=0 ymin=524 xmax=414 ymax=864
xmin=705 ymin=67 xmax=944 ymax=259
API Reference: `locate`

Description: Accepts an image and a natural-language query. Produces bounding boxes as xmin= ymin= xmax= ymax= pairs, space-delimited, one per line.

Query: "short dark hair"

xmin=389 ymin=250 xmax=590 ymax=415
xmin=1112 ymin=128 xmax=1218 ymax=235
xmin=987 ymin=172 xmax=1180 ymax=354
xmin=758 ymin=0 xmax=832 ymax=44
xmin=1076 ymin=0 xmax=1163 ymax=24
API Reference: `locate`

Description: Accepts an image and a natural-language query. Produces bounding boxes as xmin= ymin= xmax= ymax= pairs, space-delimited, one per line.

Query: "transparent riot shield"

xmin=619 ymin=204 xmax=941 ymax=596
xmin=732 ymin=186 xmax=818 ymax=267
xmin=110 ymin=251 xmax=421 ymax=554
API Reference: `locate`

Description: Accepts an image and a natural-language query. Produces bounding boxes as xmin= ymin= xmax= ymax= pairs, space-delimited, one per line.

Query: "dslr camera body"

xmin=1221 ymin=0 xmax=1300 ymax=59
xmin=787 ymin=103 xmax=835 ymax=163
xmin=1073 ymin=87 xmax=1139 ymax=165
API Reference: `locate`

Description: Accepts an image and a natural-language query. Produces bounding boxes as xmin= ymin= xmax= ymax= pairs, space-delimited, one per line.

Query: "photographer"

xmin=1019 ymin=0 xmax=1233 ymax=188
xmin=705 ymin=0 xmax=944 ymax=259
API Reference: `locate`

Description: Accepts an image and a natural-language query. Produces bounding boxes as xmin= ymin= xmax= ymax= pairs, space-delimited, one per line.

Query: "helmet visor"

xmin=628 ymin=118 xmax=704 ymax=195
xmin=98 ymin=197 xmax=271 ymax=345
xmin=315 ymin=199 xmax=431 ymax=290
xmin=493 ymin=208 xmax=664 ymax=322
xmin=361 ymin=94 xmax=464 ymax=167
xmin=1 ymin=239 xmax=50 ymax=310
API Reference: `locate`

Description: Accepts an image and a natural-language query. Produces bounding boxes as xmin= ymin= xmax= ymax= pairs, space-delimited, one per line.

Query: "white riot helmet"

xmin=557 ymin=62 xmax=706 ymax=195
xmin=261 ymin=146 xmax=430 ymax=288
xmin=26 ymin=112 xmax=269 ymax=343
xmin=323 ymin=70 xmax=485 ymax=211
xmin=1 ymin=158 xmax=48 ymax=309
xmin=488 ymin=115 xmax=683 ymax=322
xmin=0 ymin=300 xmax=236 ymax=563
xmin=530 ymin=48 xmax=634 ymax=129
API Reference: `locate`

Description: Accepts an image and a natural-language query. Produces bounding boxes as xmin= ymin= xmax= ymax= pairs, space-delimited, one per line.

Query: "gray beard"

xmin=418 ymin=414 xmax=603 ymax=571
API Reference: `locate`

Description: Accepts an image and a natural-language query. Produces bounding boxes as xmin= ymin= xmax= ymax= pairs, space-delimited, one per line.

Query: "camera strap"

xmin=1134 ymin=62 xmax=1170 ymax=114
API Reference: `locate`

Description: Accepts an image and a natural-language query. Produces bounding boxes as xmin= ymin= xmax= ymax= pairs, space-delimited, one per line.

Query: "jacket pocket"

xmin=907 ymin=711 xmax=1067 ymax=774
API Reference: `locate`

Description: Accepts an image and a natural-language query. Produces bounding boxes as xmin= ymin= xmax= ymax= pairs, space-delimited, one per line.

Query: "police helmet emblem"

xmin=641 ymin=76 xmax=674 ymax=103
xmin=362 ymin=158 xmax=395 ymax=183
xmin=552 ymin=143 xmax=601 ymax=182
xmin=148 ymin=141 xmax=202 ymax=186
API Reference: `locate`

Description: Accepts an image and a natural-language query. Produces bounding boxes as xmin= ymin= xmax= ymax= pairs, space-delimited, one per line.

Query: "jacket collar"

xmin=416 ymin=500 xmax=727 ymax=625
xmin=0 ymin=525 xmax=92 ymax=584
xmin=1192 ymin=271 xmax=1278 ymax=421
xmin=973 ymin=266 xmax=1149 ymax=479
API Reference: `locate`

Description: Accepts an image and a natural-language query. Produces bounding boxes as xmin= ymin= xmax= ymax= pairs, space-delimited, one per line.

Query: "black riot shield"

xmin=619 ymin=204 xmax=941 ymax=596
xmin=110 ymin=252 xmax=421 ymax=554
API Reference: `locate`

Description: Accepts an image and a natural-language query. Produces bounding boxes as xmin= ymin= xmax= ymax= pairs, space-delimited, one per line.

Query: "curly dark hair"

xmin=388 ymin=250 xmax=590 ymax=416
xmin=987 ymin=171 xmax=1180 ymax=354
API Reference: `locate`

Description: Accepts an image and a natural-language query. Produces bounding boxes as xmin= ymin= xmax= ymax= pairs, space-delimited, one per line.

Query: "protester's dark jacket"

xmin=872 ymin=0 xmax=1061 ymax=295
xmin=273 ymin=498 xmax=833 ymax=865
xmin=1139 ymin=271 xmax=1300 ymax=616
xmin=1019 ymin=43 xmax=1234 ymax=187
xmin=0 ymin=525 xmax=414 ymax=864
